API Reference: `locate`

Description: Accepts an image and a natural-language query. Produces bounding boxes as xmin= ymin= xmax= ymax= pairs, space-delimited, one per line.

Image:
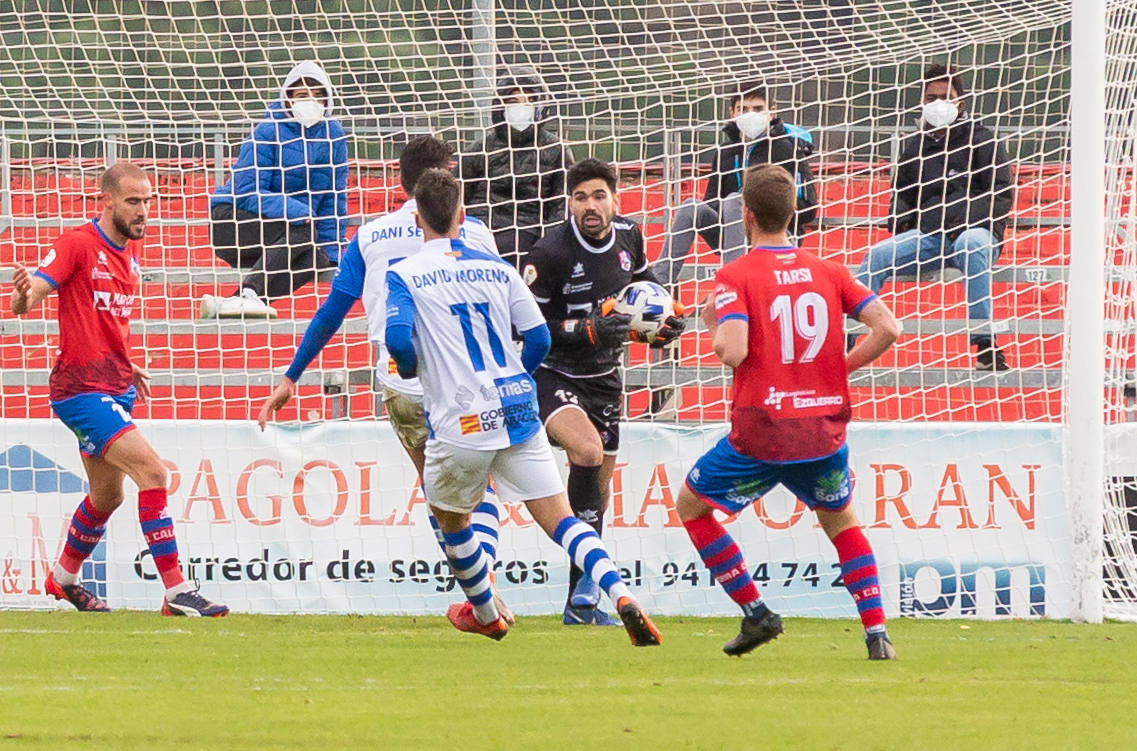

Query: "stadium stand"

xmin=0 ymin=153 xmax=1069 ymax=425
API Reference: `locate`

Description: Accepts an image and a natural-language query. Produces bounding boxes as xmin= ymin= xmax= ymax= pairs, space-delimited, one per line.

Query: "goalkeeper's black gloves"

xmin=554 ymin=302 xmax=632 ymax=349
xmin=629 ymin=301 xmax=688 ymax=348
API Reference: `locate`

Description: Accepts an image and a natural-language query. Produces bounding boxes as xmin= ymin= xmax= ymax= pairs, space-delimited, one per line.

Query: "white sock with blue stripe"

xmin=551 ymin=517 xmax=631 ymax=605
xmin=470 ymin=489 xmax=501 ymax=564
xmin=442 ymin=525 xmax=498 ymax=625
xmin=429 ymin=488 xmax=501 ymax=564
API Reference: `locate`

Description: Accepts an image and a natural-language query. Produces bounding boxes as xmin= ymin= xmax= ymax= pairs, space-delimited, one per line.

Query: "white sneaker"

xmin=199 ymin=293 xmax=220 ymax=319
xmin=215 ymin=289 xmax=277 ymax=320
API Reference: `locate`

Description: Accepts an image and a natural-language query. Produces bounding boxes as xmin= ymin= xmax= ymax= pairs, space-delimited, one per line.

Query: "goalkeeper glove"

xmin=555 ymin=300 xmax=632 ymax=349
xmin=630 ymin=300 xmax=688 ymax=348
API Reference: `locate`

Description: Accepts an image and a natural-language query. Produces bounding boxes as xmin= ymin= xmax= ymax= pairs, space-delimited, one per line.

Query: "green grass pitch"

xmin=0 ymin=612 xmax=1132 ymax=750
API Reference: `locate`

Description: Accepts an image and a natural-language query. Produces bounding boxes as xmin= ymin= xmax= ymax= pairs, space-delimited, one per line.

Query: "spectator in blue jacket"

xmin=202 ymin=61 xmax=348 ymax=319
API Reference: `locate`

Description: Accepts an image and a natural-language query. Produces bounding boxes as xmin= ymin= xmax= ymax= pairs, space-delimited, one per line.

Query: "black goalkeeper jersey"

xmin=524 ymin=214 xmax=658 ymax=377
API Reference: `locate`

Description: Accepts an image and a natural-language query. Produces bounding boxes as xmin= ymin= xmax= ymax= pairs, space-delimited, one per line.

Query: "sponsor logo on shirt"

xmin=522 ymin=264 xmax=539 ymax=286
xmin=714 ymin=285 xmax=738 ymax=309
xmin=763 ymin=386 xmax=845 ymax=411
xmin=387 ymin=357 xmax=399 ymax=375
xmin=91 ymin=268 xmax=114 ymax=281
xmin=92 ymin=290 xmax=135 ymax=318
xmin=479 ymin=374 xmax=540 ymax=438
xmin=571 ymin=262 xmax=585 ymax=278
xmin=618 ymin=250 xmax=632 ymax=271
xmin=494 ymin=377 xmax=533 ymax=398
xmin=793 ymin=393 xmax=844 ymax=409
xmin=97 ymin=250 xmax=109 ymax=267
xmin=459 ymin=414 xmax=482 ymax=435
xmin=562 ymin=282 xmax=593 ymax=295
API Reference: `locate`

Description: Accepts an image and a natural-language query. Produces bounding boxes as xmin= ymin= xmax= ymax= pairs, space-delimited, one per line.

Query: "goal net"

xmin=0 ymin=0 xmax=1127 ymax=621
xmin=1102 ymin=0 xmax=1137 ymax=621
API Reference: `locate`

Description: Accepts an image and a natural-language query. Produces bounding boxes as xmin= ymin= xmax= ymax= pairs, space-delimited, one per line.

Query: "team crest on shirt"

xmin=130 ymin=257 xmax=140 ymax=277
xmin=618 ymin=250 xmax=632 ymax=271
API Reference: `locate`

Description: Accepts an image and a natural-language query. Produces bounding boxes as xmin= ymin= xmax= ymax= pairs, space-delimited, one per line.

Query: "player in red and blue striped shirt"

xmin=677 ymin=165 xmax=901 ymax=659
xmin=9 ymin=162 xmax=227 ymax=617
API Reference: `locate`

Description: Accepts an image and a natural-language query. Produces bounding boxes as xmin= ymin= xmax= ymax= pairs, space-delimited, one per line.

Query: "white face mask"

xmin=735 ymin=110 xmax=771 ymax=140
xmin=922 ymin=98 xmax=959 ymax=129
xmin=291 ymin=97 xmax=325 ymax=128
xmin=504 ymin=103 xmax=536 ymax=132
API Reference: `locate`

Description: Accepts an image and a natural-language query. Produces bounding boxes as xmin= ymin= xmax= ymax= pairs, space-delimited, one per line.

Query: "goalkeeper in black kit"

xmin=523 ymin=158 xmax=688 ymax=625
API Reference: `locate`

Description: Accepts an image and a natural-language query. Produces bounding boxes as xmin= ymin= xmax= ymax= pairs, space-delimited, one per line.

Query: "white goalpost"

xmin=0 ymin=1 xmax=1132 ymax=622
xmin=1066 ymin=0 xmax=1106 ymax=624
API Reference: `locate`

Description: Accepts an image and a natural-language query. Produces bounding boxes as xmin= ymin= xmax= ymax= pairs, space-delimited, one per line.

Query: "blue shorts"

xmin=51 ymin=388 xmax=137 ymax=458
xmin=685 ymin=437 xmax=853 ymax=514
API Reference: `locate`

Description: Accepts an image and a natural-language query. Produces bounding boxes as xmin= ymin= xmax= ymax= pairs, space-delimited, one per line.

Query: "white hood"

xmin=279 ymin=61 xmax=335 ymax=118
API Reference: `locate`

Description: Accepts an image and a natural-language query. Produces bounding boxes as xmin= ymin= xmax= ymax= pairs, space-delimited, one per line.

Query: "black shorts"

xmin=535 ymin=368 xmax=622 ymax=453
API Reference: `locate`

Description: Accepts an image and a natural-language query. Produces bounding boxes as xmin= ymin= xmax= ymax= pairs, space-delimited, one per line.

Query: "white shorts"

xmin=423 ymin=431 xmax=565 ymax=513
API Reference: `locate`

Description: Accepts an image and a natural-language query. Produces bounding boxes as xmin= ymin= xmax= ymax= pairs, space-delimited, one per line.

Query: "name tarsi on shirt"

xmin=713 ymin=246 xmax=876 ymax=462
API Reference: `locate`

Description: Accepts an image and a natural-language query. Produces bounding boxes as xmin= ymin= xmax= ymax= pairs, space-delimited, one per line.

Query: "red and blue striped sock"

xmin=683 ymin=515 xmax=765 ymax=618
xmin=53 ymin=496 xmax=111 ymax=586
xmin=138 ymin=487 xmax=186 ymax=592
xmin=832 ymin=527 xmax=886 ymax=635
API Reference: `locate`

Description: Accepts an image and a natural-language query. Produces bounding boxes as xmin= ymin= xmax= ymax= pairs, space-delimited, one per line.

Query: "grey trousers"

xmin=655 ymin=194 xmax=747 ymax=288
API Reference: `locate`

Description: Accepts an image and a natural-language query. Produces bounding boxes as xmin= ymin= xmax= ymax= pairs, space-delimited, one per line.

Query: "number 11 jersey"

xmin=712 ymin=245 xmax=876 ymax=463
xmin=385 ymin=238 xmax=547 ymax=450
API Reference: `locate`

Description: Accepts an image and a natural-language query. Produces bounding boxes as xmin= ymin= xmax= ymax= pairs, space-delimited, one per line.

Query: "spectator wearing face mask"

xmin=456 ymin=66 xmax=574 ymax=270
xmin=655 ymin=82 xmax=818 ymax=290
xmin=854 ymin=64 xmax=1014 ymax=371
xmin=202 ymin=61 xmax=349 ymax=319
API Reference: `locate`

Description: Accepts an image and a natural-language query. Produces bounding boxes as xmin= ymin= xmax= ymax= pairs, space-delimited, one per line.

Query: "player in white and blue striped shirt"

xmin=385 ymin=168 xmax=660 ymax=645
xmin=256 ymin=136 xmax=511 ymax=621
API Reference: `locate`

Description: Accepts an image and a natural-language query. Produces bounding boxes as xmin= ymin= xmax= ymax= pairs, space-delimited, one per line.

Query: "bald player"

xmin=9 ymin=162 xmax=228 ymax=616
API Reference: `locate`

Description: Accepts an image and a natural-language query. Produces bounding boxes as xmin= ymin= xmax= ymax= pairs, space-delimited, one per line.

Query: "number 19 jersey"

xmin=385 ymin=238 xmax=547 ymax=450
xmin=712 ymin=245 xmax=876 ymax=463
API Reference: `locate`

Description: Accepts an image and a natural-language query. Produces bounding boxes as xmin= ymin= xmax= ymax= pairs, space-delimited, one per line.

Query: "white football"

xmin=613 ymin=281 xmax=675 ymax=342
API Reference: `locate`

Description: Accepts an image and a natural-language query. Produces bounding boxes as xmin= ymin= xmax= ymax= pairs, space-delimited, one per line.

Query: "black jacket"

xmin=889 ymin=117 xmax=1014 ymax=242
xmin=702 ymin=118 xmax=818 ymax=236
xmin=457 ymin=69 xmax=574 ymax=235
